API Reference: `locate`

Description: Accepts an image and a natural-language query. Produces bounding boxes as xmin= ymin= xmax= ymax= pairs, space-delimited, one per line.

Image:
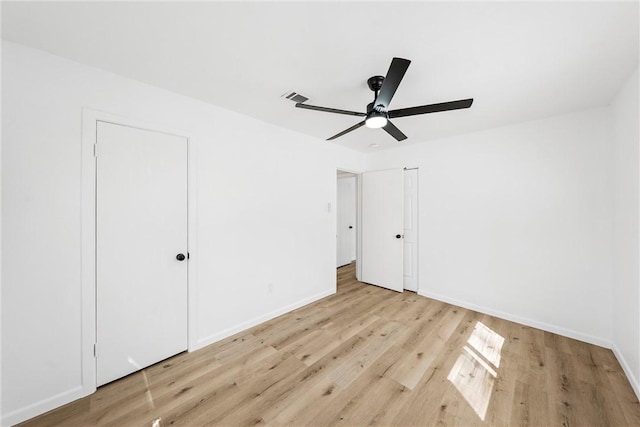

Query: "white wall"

xmin=367 ymin=107 xmax=614 ymax=346
xmin=0 ymin=41 xmax=364 ymax=425
xmin=611 ymin=67 xmax=640 ymax=397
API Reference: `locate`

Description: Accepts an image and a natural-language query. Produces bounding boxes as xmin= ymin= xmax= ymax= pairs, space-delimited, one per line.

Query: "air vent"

xmin=281 ymin=91 xmax=309 ymax=104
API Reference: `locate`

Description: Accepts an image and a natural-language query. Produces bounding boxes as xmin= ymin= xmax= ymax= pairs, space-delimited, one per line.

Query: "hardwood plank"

xmin=544 ymin=344 xmax=583 ymax=427
xmin=509 ymin=380 xmax=550 ymax=427
xmin=281 ymin=314 xmax=380 ymax=367
xmin=286 ymin=345 xmax=408 ymax=427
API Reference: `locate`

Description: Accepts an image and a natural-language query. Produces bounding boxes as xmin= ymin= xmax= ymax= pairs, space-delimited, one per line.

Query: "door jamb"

xmin=403 ymin=167 xmax=419 ymax=293
xmin=80 ymin=108 xmax=197 ymax=397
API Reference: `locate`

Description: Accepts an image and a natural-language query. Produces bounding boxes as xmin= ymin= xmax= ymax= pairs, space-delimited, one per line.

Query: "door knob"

xmin=176 ymin=253 xmax=186 ymax=261
xmin=348 ymin=226 xmax=353 ymax=229
xmin=395 ymin=234 xmax=402 ymax=239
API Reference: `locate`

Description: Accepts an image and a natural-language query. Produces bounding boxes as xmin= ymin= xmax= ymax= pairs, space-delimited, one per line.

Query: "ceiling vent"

xmin=282 ymin=91 xmax=309 ymax=104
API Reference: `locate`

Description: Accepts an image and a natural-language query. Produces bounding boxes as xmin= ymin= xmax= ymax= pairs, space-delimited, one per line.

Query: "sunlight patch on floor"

xmin=467 ymin=320 xmax=505 ymax=367
xmin=447 ymin=321 xmax=504 ymax=420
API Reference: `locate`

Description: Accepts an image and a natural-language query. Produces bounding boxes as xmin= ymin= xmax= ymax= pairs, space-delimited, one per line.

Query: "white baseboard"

xmin=417 ymin=289 xmax=611 ymax=348
xmin=1 ymin=385 xmax=85 ymax=427
xmin=194 ymin=289 xmax=335 ymax=351
xmin=612 ymin=344 xmax=640 ymax=400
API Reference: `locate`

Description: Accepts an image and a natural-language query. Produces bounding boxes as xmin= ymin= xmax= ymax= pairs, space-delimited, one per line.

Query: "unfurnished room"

xmin=1 ymin=1 xmax=639 ymax=426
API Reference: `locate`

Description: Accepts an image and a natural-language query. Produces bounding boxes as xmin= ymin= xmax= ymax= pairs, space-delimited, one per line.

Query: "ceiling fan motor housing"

xmin=367 ymin=75 xmax=385 ymax=92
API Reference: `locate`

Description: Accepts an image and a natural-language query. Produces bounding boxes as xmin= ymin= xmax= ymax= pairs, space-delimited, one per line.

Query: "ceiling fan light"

xmin=365 ymin=111 xmax=388 ymax=128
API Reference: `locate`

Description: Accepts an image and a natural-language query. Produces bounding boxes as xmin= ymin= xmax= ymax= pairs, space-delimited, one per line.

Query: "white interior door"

xmin=337 ymin=176 xmax=356 ymax=268
xmin=96 ymin=121 xmax=188 ymax=386
xmin=361 ymin=169 xmax=404 ymax=292
xmin=403 ymin=169 xmax=419 ymax=291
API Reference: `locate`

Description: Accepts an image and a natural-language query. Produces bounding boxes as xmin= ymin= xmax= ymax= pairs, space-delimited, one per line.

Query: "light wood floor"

xmin=21 ymin=263 xmax=640 ymax=426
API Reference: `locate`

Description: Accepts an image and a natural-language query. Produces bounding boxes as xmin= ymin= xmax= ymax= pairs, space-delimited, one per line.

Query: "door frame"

xmin=403 ymin=167 xmax=419 ymax=292
xmin=80 ymin=108 xmax=197 ymax=397
xmin=335 ymin=168 xmax=362 ymax=280
xmin=336 ymin=171 xmax=357 ymax=268
xmin=352 ymin=167 xmax=420 ymax=291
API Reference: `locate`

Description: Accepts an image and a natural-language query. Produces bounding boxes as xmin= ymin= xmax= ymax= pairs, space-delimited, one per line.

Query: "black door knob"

xmin=395 ymin=234 xmax=402 ymax=239
xmin=176 ymin=253 xmax=186 ymax=261
xmin=348 ymin=226 xmax=353 ymax=229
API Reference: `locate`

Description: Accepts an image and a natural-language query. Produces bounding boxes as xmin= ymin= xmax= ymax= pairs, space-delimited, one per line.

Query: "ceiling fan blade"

xmin=382 ymin=120 xmax=407 ymax=142
xmin=375 ymin=57 xmax=411 ymax=110
xmin=389 ymin=98 xmax=473 ymax=118
xmin=327 ymin=121 xmax=366 ymax=141
xmin=296 ymin=103 xmax=366 ymax=117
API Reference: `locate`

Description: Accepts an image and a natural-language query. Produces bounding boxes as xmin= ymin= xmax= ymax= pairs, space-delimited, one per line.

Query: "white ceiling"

xmin=2 ymin=1 xmax=638 ymax=152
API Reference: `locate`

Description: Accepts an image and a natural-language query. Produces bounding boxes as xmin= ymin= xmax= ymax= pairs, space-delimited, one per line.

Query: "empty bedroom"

xmin=1 ymin=1 xmax=639 ymax=426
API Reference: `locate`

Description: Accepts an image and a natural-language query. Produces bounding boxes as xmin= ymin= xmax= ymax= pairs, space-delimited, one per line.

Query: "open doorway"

xmin=336 ymin=170 xmax=357 ymax=268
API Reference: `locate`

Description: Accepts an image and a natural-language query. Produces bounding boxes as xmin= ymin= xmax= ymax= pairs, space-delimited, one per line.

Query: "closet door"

xmin=96 ymin=121 xmax=188 ymax=386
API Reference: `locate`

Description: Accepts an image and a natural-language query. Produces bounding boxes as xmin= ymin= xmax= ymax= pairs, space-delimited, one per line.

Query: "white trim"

xmin=402 ymin=168 xmax=419 ymax=293
xmin=1 ymin=386 xmax=84 ymax=426
xmin=336 ymin=167 xmax=362 ymax=176
xmin=194 ymin=289 xmax=334 ymax=350
xmin=80 ymin=108 xmax=98 ymax=398
xmin=187 ymin=130 xmax=199 ymax=352
xmin=417 ymin=289 xmax=612 ymax=348
xmin=356 ymin=173 xmax=363 ymax=282
xmin=612 ymin=344 xmax=640 ymax=400
xmin=80 ymin=108 xmax=198 ymax=396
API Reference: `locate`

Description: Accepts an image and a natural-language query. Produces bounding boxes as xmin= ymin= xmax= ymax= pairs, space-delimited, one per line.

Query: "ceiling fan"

xmin=295 ymin=57 xmax=473 ymax=142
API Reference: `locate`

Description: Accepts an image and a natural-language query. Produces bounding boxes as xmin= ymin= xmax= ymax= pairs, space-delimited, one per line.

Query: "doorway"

xmin=81 ymin=110 xmax=195 ymax=396
xmin=336 ymin=170 xmax=357 ymax=268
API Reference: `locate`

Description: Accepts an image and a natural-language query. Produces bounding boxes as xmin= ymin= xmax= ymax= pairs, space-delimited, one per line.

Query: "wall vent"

xmin=281 ymin=91 xmax=309 ymax=104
